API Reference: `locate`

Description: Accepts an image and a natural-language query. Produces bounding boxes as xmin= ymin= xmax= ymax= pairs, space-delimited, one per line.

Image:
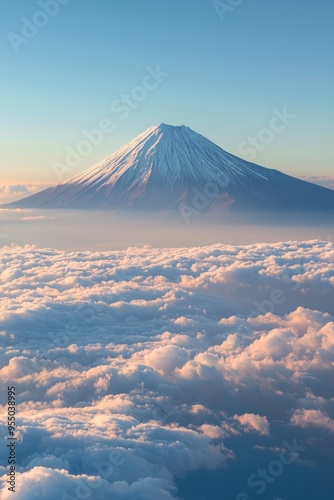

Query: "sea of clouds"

xmin=0 ymin=241 xmax=333 ymax=499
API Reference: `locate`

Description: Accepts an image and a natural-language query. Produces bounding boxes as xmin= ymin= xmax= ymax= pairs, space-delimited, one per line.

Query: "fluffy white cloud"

xmin=0 ymin=241 xmax=333 ymax=499
xmin=290 ymin=409 xmax=334 ymax=432
xmin=234 ymin=414 xmax=271 ymax=436
xmin=0 ymin=466 xmax=178 ymax=500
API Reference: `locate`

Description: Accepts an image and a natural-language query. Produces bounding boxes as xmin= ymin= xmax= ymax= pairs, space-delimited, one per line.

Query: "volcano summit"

xmin=8 ymin=124 xmax=334 ymax=215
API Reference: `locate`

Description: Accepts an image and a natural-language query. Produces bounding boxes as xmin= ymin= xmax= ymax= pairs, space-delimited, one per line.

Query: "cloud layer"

xmin=0 ymin=241 xmax=333 ymax=499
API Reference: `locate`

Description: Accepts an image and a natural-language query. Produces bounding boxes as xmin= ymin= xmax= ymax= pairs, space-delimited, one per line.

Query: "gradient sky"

xmin=1 ymin=0 xmax=333 ymax=183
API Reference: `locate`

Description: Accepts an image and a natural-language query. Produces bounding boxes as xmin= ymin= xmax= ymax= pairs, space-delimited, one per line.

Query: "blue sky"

xmin=1 ymin=0 xmax=333 ymax=182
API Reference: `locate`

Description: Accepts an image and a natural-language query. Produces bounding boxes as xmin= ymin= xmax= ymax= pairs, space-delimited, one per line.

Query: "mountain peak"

xmin=155 ymin=123 xmax=187 ymax=130
xmin=144 ymin=123 xmax=190 ymax=137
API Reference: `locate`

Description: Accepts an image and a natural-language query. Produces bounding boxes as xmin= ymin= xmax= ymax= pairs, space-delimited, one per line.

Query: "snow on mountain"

xmin=7 ymin=124 xmax=334 ymax=213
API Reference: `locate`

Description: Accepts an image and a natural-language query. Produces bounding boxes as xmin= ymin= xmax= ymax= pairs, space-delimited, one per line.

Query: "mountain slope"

xmin=7 ymin=124 xmax=334 ymax=213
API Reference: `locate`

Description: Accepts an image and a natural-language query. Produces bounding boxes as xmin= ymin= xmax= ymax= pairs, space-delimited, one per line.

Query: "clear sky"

xmin=1 ymin=0 xmax=333 ymax=183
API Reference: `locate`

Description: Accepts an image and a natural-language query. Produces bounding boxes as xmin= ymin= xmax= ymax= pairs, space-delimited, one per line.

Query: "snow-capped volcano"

xmin=7 ymin=124 xmax=334 ymax=213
